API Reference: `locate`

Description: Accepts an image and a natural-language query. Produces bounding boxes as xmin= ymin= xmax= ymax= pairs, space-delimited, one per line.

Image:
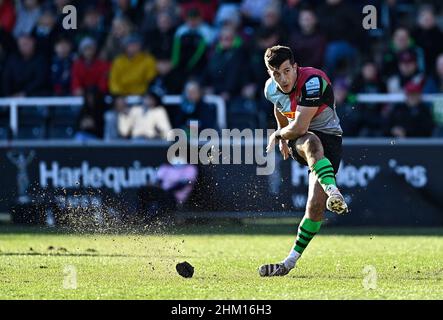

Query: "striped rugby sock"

xmin=311 ymin=157 xmax=337 ymax=192
xmin=284 ymin=217 xmax=322 ymax=268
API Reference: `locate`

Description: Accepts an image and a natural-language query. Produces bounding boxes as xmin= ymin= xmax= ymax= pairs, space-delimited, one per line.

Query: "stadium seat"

xmin=16 ymin=106 xmax=48 ymax=139
xmin=47 ymin=106 xmax=81 ymax=139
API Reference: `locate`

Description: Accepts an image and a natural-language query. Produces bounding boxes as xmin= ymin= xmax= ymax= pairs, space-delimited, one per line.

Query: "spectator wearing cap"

xmin=71 ymin=37 xmax=110 ymax=96
xmin=384 ymin=81 xmax=435 ymax=138
xmin=382 ymin=27 xmax=426 ymax=79
xmin=109 ymin=34 xmax=157 ymax=96
xmin=0 ymin=0 xmax=16 ymax=34
xmin=412 ymin=5 xmax=443 ymax=76
xmin=289 ymin=6 xmax=326 ymax=69
xmin=387 ymin=49 xmax=425 ymax=94
xmin=2 ymin=34 xmax=49 ymax=96
xmin=13 ymin=0 xmax=41 ymax=38
xmin=117 ymin=90 xmax=172 ymax=140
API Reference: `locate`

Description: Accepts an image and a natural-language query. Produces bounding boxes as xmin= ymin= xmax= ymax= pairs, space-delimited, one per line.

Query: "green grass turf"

xmin=0 ymin=223 xmax=442 ymax=300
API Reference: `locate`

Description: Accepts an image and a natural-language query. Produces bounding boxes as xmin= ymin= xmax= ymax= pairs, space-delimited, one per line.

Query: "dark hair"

xmin=264 ymin=45 xmax=295 ymax=70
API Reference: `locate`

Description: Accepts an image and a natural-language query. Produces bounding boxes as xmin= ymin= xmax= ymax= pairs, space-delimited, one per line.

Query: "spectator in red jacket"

xmin=0 ymin=0 xmax=16 ymax=34
xmin=71 ymin=37 xmax=110 ymax=96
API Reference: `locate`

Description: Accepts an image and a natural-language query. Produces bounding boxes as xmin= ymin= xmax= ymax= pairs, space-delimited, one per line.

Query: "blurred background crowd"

xmin=1 ymin=0 xmax=443 ymax=140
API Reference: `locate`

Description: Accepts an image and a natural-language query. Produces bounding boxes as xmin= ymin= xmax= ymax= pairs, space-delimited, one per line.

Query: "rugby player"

xmin=259 ymin=46 xmax=348 ymax=277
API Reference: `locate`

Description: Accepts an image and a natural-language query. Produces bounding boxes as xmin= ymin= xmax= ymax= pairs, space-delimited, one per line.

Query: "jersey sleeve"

xmin=299 ymin=76 xmax=328 ymax=107
xmin=264 ymin=78 xmax=277 ymax=104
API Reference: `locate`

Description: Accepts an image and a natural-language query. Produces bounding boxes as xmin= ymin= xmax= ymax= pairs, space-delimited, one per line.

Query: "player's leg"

xmin=282 ymin=172 xmax=325 ymax=270
xmin=294 ymin=132 xmax=348 ymax=214
xmin=258 ymin=173 xmax=325 ymax=277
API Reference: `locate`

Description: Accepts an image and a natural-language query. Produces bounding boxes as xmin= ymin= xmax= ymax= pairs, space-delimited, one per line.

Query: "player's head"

xmin=264 ymin=45 xmax=298 ymax=94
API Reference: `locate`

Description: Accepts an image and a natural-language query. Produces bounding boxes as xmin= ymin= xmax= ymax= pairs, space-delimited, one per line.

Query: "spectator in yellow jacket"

xmin=109 ymin=34 xmax=157 ymax=96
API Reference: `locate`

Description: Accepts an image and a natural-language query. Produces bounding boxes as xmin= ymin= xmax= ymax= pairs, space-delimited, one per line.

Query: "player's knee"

xmin=301 ymin=134 xmax=322 ymax=156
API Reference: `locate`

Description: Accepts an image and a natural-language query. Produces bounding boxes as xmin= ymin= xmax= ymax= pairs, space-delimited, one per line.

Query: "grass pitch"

xmin=0 ymin=222 xmax=442 ymax=300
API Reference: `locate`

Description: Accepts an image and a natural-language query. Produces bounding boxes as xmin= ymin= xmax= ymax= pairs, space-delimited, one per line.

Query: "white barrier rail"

xmin=0 ymin=95 xmax=227 ymax=137
xmin=356 ymin=93 xmax=443 ymax=103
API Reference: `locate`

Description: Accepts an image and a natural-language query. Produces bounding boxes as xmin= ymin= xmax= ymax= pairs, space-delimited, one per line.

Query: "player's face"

xmin=269 ymin=60 xmax=297 ymax=94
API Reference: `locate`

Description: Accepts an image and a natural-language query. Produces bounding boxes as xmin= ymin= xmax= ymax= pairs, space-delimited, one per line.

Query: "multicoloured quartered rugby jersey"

xmin=264 ymin=67 xmax=343 ymax=136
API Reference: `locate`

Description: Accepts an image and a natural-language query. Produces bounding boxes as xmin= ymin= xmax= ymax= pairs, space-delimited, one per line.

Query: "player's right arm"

xmin=274 ymin=105 xmax=291 ymax=160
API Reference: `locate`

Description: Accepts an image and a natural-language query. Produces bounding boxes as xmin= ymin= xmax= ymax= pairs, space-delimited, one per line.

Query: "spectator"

xmin=317 ymin=0 xmax=363 ymax=77
xmin=387 ymin=49 xmax=425 ymax=93
xmin=171 ymin=7 xmax=215 ymax=86
xmin=75 ymin=87 xmax=105 ymax=140
xmin=247 ymin=27 xmax=280 ymax=94
xmin=141 ymin=0 xmax=179 ymax=34
xmin=240 ymin=0 xmax=275 ymax=27
xmin=145 ymin=11 xmax=176 ymax=60
xmin=2 ymin=34 xmax=49 ymax=96
xmin=334 ymin=78 xmax=361 ymax=137
xmin=179 ymin=0 xmax=218 ymax=24
xmin=259 ymin=4 xmax=286 ymax=44
xmin=281 ymin=0 xmax=303 ymax=33
xmin=118 ymin=91 xmax=172 ymax=140
xmin=144 ymin=12 xmax=177 ymax=94
xmin=177 ymin=80 xmax=217 ymax=131
xmin=13 ymin=0 xmax=41 ymax=38
xmin=289 ymin=6 xmax=326 ymax=69
xmin=71 ymin=37 xmax=110 ymax=96
xmin=0 ymin=0 xmax=16 ymax=34
xmin=412 ymin=5 xmax=443 ymax=75
xmin=112 ymin=0 xmax=144 ymax=24
xmin=214 ymin=4 xmax=252 ymax=44
xmin=201 ymin=26 xmax=247 ymax=102
xmin=100 ymin=16 xmax=133 ymax=61
xmin=351 ymin=61 xmax=387 ymax=136
xmin=104 ymin=96 xmax=127 ymax=140
xmin=74 ymin=6 xmax=106 ymax=50
xmin=51 ymin=36 xmax=73 ymax=96
xmin=382 ymin=27 xmax=426 ymax=78
xmin=74 ymin=114 xmax=99 ymax=141
xmin=423 ymin=53 xmax=443 ymax=93
xmin=109 ymin=34 xmax=157 ymax=96
xmin=31 ymin=8 xmax=58 ymax=59
xmin=384 ymin=81 xmax=435 ymax=138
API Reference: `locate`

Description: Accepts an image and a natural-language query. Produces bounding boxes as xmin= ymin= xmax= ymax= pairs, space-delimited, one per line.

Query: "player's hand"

xmin=279 ymin=140 xmax=290 ymax=160
xmin=266 ymin=132 xmax=277 ymax=153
